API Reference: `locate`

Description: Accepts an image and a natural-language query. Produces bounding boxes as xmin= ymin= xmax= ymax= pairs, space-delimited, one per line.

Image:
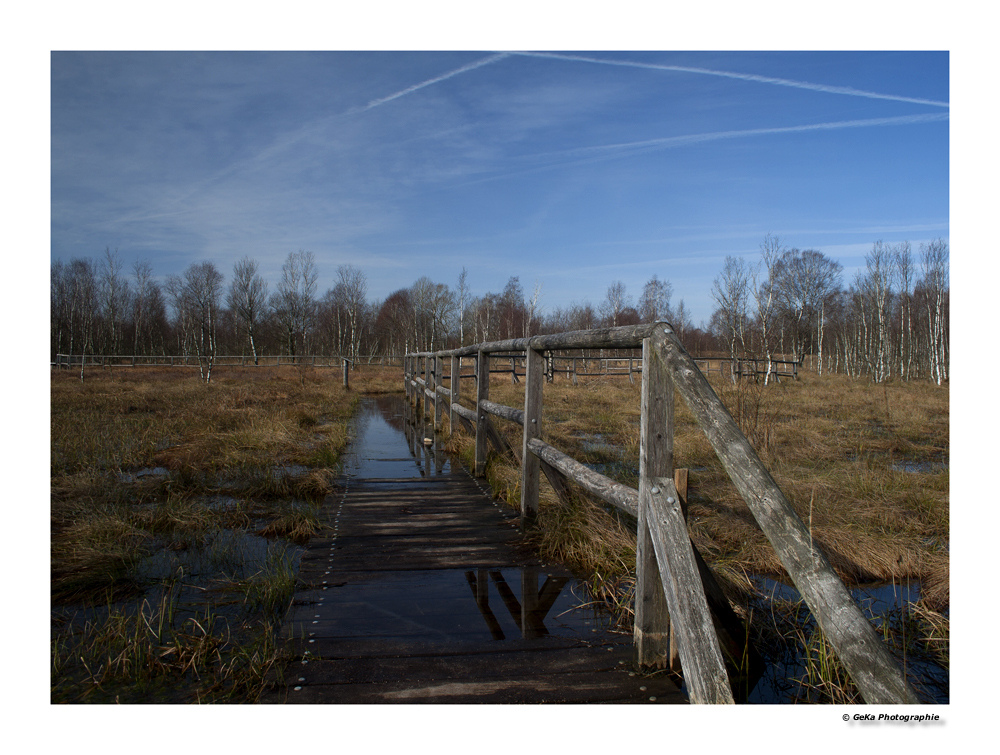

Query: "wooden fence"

xmin=404 ymin=322 xmax=917 ymax=705
xmin=52 ymin=354 xmax=402 ymax=369
xmin=453 ymin=352 xmax=798 ymax=384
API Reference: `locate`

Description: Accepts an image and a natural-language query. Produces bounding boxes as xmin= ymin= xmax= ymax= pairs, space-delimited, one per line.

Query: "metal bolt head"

xmin=650 ymin=486 xmax=659 ymax=494
xmin=667 ymin=496 xmax=676 ymax=504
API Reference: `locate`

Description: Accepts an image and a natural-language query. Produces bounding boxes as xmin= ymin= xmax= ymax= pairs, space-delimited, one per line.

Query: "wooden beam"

xmin=654 ymin=325 xmax=918 ymax=704
xmin=475 ymin=351 xmax=490 ymax=477
xmin=520 ymin=347 xmax=544 ymax=526
xmin=645 ymin=477 xmax=734 ymax=704
xmin=635 ymin=335 xmax=674 ymax=670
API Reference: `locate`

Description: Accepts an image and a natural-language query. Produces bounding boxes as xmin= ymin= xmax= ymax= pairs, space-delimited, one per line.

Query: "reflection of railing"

xmin=404 ymin=323 xmax=917 ymax=705
xmin=464 ymin=567 xmax=570 ymax=640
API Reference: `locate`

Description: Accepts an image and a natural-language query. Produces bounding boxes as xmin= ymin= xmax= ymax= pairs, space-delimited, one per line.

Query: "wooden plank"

xmin=527 ymin=438 xmax=638 ymax=517
xmin=480 ymin=399 xmax=524 ymax=425
xmin=274 ymin=668 xmax=684 ymax=704
xmin=475 ymin=351 xmax=489 ymax=476
xmin=654 ymin=325 xmax=918 ymax=704
xmin=520 ymin=347 xmax=544 ymax=525
xmin=644 ymin=477 xmax=734 ymax=704
xmin=635 ymin=335 xmax=674 ymax=669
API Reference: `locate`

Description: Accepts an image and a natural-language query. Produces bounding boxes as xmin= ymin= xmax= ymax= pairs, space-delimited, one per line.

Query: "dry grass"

xmin=443 ymin=368 xmax=949 ymax=678
xmin=50 ymin=363 xmax=400 ymax=702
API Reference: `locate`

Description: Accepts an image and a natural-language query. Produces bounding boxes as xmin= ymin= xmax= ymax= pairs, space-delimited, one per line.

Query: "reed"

xmin=50 ymin=365 xmax=394 ymax=702
xmin=442 ymin=369 xmax=949 ymax=692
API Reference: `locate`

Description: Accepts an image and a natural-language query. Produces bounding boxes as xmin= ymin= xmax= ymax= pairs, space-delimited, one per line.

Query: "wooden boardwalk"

xmin=261 ymin=416 xmax=685 ymax=703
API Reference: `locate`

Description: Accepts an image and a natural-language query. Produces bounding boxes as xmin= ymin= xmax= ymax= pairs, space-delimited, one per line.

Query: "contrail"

xmin=564 ymin=112 xmax=950 ymax=155
xmin=459 ymin=112 xmax=949 ymax=186
xmin=510 ymin=51 xmax=949 ymax=108
xmin=357 ymin=52 xmax=511 ymax=112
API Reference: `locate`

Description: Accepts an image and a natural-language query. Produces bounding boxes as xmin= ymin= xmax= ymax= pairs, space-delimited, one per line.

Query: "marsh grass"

xmin=443 ymin=369 xmax=948 ymax=698
xmin=51 ymin=364 xmax=396 ymax=702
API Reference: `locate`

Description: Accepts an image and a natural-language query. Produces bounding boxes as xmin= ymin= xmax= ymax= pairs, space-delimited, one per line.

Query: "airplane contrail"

xmin=357 ymin=52 xmax=512 ymax=112
xmin=565 ymin=112 xmax=951 ymax=155
xmin=509 ymin=51 xmax=950 ymax=109
xmin=458 ymin=112 xmax=949 ymax=186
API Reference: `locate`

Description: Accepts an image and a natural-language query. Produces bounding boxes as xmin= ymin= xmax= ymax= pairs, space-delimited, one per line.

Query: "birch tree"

xmin=920 ymin=238 xmax=949 ymax=385
xmin=639 ymin=274 xmax=673 ymax=323
xmin=600 ymin=280 xmax=631 ymax=328
xmin=336 ymin=264 xmax=368 ymax=358
xmin=271 ymin=250 xmax=318 ymax=359
xmin=712 ymin=256 xmax=751 ymax=364
xmin=182 ymin=262 xmax=224 ymax=382
xmin=99 ymin=247 xmax=131 ymax=355
xmin=227 ymin=256 xmax=268 ymax=364
xmin=753 ymin=234 xmax=784 ymax=383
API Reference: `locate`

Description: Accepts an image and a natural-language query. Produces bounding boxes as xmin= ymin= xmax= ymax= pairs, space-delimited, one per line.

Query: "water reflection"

xmin=464 ymin=567 xmax=572 ymax=640
xmin=340 ymin=395 xmax=450 ymax=478
xmin=306 ymin=566 xmax=607 ymax=643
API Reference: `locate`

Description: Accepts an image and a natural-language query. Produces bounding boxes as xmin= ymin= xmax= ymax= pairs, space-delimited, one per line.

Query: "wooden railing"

xmin=404 ymin=322 xmax=917 ymax=705
xmin=454 ymin=352 xmax=799 ymax=384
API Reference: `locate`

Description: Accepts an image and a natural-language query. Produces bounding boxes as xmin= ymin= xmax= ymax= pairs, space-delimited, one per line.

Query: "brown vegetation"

xmin=50 ymin=364 xmax=392 ymax=702
xmin=442 ymin=369 xmax=949 ymax=697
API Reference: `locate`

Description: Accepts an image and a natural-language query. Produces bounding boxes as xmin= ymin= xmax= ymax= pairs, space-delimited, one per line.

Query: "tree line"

xmin=710 ymin=235 xmax=949 ymax=384
xmin=50 ymin=237 xmax=948 ymax=383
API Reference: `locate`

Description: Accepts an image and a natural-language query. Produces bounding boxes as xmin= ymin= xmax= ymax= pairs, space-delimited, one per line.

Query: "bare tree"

xmin=336 ymin=265 xmax=368 ymax=358
xmin=919 ymin=238 xmax=949 ymax=385
xmin=772 ymin=248 xmax=842 ymax=370
xmin=456 ymin=267 xmax=470 ymax=346
xmin=181 ymin=262 xmax=224 ymax=382
xmin=858 ymin=241 xmax=894 ymax=382
xmin=271 ymin=250 xmax=318 ymax=359
xmin=99 ymin=247 xmax=131 ymax=355
xmin=227 ymin=256 xmax=268 ymax=364
xmin=600 ymin=280 xmax=631 ymax=327
xmin=753 ymin=234 xmax=784 ymax=383
xmin=525 ymin=280 xmax=543 ymax=337
xmin=639 ymin=274 xmax=672 ymax=323
xmin=712 ymin=256 xmax=751 ymax=364
xmin=894 ymin=241 xmax=914 ymax=380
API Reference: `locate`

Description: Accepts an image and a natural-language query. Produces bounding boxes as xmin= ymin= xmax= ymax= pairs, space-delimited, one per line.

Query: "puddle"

xmin=746 ymin=575 xmax=947 ymax=704
xmin=307 ymin=566 xmax=615 ymax=643
xmin=118 ymin=466 xmax=170 ymax=483
xmin=309 ymin=396 xmax=620 ymax=647
xmin=891 ymin=459 xmax=949 ymax=474
xmin=341 ymin=395 xmax=451 ymax=478
xmin=137 ymin=528 xmax=301 ymax=584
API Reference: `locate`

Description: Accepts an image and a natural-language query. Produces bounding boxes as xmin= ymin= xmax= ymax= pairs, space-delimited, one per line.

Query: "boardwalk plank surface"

xmin=260 ymin=397 xmax=686 ymax=705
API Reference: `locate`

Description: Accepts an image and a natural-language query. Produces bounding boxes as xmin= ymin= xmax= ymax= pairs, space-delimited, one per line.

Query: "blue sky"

xmin=50 ymin=49 xmax=948 ymax=326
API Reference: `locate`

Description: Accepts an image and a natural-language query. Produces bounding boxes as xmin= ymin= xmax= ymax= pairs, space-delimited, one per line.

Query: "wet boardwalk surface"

xmin=261 ymin=396 xmax=685 ymax=704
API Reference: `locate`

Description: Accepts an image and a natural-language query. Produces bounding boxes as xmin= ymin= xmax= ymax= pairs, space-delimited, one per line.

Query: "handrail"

xmin=404 ymin=323 xmax=918 ymax=704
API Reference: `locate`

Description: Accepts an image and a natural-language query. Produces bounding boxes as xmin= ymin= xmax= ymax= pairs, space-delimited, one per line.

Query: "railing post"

xmin=520 ymin=345 xmax=544 ymax=526
xmin=635 ymin=335 xmax=674 ymax=669
xmin=433 ymin=354 xmax=444 ymax=430
xmin=449 ymin=355 xmax=460 ymax=434
xmin=428 ymin=354 xmax=436 ymax=429
xmin=475 ymin=350 xmax=490 ymax=477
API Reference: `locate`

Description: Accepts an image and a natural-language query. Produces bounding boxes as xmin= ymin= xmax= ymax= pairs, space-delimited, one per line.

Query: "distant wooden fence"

xmin=52 ymin=354 xmax=402 ymax=369
xmin=404 ymin=323 xmax=916 ymax=705
xmin=460 ymin=352 xmax=799 ymax=384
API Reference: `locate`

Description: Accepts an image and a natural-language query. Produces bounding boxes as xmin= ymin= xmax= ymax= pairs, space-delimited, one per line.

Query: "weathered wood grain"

xmin=654 ymin=325 xmax=918 ymax=704
xmin=635 ymin=335 xmax=674 ymax=669
xmin=520 ymin=347 xmax=544 ymax=525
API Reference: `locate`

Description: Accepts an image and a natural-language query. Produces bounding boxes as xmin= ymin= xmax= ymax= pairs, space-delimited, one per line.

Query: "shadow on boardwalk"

xmin=260 ymin=396 xmax=684 ymax=704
